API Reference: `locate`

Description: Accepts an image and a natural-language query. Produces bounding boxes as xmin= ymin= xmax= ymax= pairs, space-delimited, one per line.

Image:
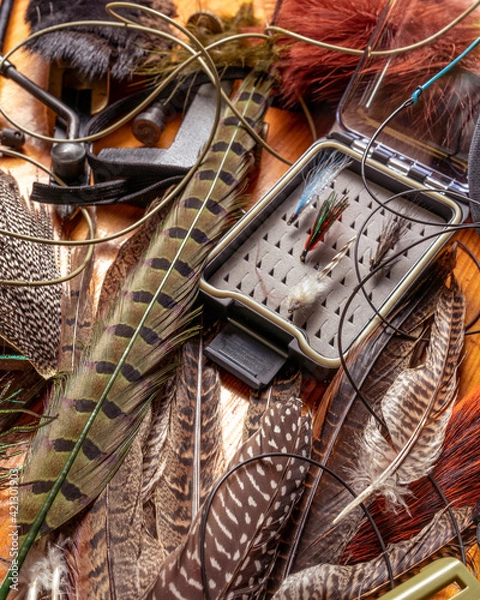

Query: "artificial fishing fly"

xmin=288 ymin=236 xmax=356 ymax=313
xmin=288 ymin=150 xmax=352 ymax=225
xmin=370 ymin=212 xmax=410 ymax=271
xmin=300 ymin=190 xmax=350 ymax=262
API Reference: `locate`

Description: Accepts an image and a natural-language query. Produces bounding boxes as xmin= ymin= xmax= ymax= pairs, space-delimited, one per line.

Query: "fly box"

xmin=199 ymin=0 xmax=476 ymax=388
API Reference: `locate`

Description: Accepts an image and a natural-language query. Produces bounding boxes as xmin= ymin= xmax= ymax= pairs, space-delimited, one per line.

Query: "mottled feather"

xmin=242 ymin=366 xmax=302 ymax=442
xmin=273 ymin=505 xmax=477 ymax=600
xmin=337 ymin=277 xmax=465 ymax=521
xmin=267 ymin=247 xmax=459 ymax=592
xmin=152 ymin=336 xmax=224 ymax=558
xmin=67 ymin=410 xmax=162 ymax=600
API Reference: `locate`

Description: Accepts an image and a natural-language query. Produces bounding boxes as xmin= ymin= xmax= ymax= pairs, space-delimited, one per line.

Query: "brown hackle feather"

xmin=0 ymin=171 xmax=61 ymax=379
xmin=64 ymin=410 xmax=162 ymax=600
xmin=272 ymin=505 xmax=478 ymax=600
xmin=342 ymin=384 xmax=480 ymax=565
xmin=13 ymin=67 xmax=272 ymax=593
xmin=337 ymin=276 xmax=465 ymax=521
xmin=273 ymin=0 xmax=390 ymax=107
xmin=153 ymin=397 xmax=312 ymax=599
xmin=273 ymin=0 xmax=480 ymax=105
xmin=264 ymin=246 xmax=460 ymax=592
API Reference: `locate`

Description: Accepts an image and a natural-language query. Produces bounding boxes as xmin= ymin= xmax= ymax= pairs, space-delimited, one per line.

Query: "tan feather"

xmin=151 ymin=336 xmax=225 ymax=558
xmin=268 ymin=248 xmax=459 ymax=587
xmin=335 ymin=277 xmax=465 ymax=523
xmin=66 ymin=409 xmax=162 ymax=600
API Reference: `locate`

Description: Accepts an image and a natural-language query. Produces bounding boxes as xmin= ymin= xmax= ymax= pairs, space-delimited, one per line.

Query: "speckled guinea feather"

xmin=153 ymin=397 xmax=312 ymax=599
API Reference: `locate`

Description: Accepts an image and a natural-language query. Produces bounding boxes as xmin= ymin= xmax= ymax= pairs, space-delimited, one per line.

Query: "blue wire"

xmin=411 ymin=35 xmax=480 ymax=104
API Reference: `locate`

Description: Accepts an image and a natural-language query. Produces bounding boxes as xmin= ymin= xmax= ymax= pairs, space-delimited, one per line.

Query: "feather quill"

xmin=153 ymin=396 xmax=312 ymax=599
xmin=272 ymin=505 xmax=478 ymax=600
xmin=335 ymin=277 xmax=465 ymax=523
xmin=7 ymin=68 xmax=272 ymax=593
xmin=151 ymin=336 xmax=224 ymax=558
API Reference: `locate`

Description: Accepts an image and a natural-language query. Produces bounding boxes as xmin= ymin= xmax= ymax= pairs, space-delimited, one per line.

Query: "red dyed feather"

xmin=273 ymin=0 xmax=480 ymax=118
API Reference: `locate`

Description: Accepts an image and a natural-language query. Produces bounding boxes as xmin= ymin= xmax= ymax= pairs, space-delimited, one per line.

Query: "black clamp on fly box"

xmin=200 ymin=0 xmax=475 ymax=389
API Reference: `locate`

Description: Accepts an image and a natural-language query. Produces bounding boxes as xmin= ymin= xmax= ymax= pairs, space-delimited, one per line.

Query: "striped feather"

xmin=0 ymin=171 xmax=61 ymax=378
xmin=153 ymin=397 xmax=312 ymax=599
xmin=268 ymin=248 xmax=458 ymax=588
xmin=337 ymin=277 xmax=465 ymax=521
xmin=151 ymin=336 xmax=225 ymax=558
xmin=16 ymin=68 xmax=272 ymax=556
xmin=69 ymin=410 xmax=162 ymax=600
xmin=343 ymin=384 xmax=480 ymax=564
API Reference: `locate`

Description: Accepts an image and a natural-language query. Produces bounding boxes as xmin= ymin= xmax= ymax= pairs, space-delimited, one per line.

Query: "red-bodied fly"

xmin=301 ymin=190 xmax=349 ymax=262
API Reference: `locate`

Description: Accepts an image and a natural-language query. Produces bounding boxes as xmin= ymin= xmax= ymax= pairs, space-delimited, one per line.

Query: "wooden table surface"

xmin=1 ymin=0 xmax=480 ymax=595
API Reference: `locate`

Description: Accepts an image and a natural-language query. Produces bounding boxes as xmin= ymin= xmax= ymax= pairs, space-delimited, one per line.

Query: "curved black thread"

xmin=198 ymin=452 xmax=394 ymax=600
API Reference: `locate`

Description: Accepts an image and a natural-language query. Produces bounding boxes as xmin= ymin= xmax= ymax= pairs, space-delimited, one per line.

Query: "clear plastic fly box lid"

xmin=199 ymin=0 xmax=475 ymax=389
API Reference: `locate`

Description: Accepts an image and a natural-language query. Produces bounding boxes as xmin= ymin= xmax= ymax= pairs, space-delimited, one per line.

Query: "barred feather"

xmin=153 ymin=397 xmax=312 ymax=599
xmin=0 ymin=171 xmax=61 ymax=378
xmin=336 ymin=277 xmax=465 ymax=521
xmin=344 ymin=384 xmax=480 ymax=564
xmin=151 ymin=336 xmax=225 ymax=557
xmin=68 ymin=411 xmax=162 ymax=600
xmin=268 ymin=248 xmax=459 ymax=587
xmin=16 ymin=68 xmax=272 ymax=558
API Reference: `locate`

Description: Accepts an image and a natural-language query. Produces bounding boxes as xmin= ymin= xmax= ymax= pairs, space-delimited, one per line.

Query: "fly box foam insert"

xmin=200 ymin=141 xmax=464 ymax=388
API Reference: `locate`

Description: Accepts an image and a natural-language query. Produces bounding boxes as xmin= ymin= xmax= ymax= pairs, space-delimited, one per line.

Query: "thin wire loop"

xmin=0 ymin=149 xmax=95 ymax=286
xmin=0 ymin=11 xmax=287 ymax=249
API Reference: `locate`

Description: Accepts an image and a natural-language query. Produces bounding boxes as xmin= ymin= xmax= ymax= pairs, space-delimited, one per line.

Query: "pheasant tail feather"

xmin=17 ymin=69 xmax=272 ymax=546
